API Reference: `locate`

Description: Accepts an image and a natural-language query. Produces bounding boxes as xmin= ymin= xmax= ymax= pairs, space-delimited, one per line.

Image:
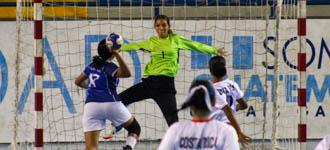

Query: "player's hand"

xmin=217 ymin=47 xmax=228 ymax=56
xmin=237 ymin=131 xmax=251 ymax=148
xmin=113 ymin=48 xmax=121 ymax=55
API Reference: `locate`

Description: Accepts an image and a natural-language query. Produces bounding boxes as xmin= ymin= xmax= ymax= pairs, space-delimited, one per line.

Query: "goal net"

xmin=5 ymin=0 xmax=318 ymax=149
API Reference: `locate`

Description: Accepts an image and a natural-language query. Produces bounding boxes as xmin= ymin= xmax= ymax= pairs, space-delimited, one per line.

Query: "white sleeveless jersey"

xmin=211 ymin=79 xmax=244 ymax=123
xmin=158 ymin=119 xmax=239 ymax=150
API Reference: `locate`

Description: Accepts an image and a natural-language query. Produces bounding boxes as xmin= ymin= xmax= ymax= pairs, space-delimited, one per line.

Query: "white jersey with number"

xmin=158 ymin=119 xmax=239 ymax=150
xmin=315 ymin=135 xmax=330 ymax=150
xmin=211 ymin=79 xmax=244 ymax=123
xmin=214 ymin=87 xmax=228 ymax=110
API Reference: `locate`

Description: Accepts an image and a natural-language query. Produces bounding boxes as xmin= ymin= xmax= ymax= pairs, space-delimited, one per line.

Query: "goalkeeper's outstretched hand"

xmin=217 ymin=47 xmax=228 ymax=56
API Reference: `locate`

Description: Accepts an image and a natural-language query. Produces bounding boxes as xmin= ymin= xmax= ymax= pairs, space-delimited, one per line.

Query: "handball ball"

xmin=106 ymin=33 xmax=123 ymax=50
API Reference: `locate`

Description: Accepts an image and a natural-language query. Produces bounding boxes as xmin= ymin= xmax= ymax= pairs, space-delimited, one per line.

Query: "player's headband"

xmin=184 ymin=85 xmax=213 ymax=111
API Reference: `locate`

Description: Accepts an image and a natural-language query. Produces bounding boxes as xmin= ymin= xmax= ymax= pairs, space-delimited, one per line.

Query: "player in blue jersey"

xmin=75 ymin=39 xmax=140 ymax=150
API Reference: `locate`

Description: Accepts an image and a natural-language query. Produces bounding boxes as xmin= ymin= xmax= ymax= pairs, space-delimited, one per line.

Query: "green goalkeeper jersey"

xmin=121 ymin=33 xmax=218 ymax=77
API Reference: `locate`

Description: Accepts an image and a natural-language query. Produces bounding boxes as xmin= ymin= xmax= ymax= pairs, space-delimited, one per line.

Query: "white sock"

xmin=126 ymin=136 xmax=137 ymax=148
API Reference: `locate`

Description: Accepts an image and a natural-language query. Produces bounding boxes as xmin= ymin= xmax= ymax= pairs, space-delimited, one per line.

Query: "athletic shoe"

xmin=102 ymin=126 xmax=116 ymax=140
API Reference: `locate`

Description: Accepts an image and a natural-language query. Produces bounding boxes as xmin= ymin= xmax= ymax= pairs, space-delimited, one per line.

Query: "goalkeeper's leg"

xmin=153 ymin=93 xmax=179 ymax=126
xmin=106 ymin=80 xmax=151 ymax=136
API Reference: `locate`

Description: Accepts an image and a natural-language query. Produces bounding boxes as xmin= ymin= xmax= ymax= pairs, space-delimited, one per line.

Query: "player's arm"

xmin=236 ymin=98 xmax=248 ymax=111
xmin=75 ymin=73 xmax=88 ymax=89
xmin=222 ymin=106 xmax=251 ymax=147
xmin=121 ymin=39 xmax=152 ymax=52
xmin=232 ymin=82 xmax=248 ymax=111
xmin=113 ymin=49 xmax=131 ymax=78
xmin=176 ymin=34 xmax=224 ymax=55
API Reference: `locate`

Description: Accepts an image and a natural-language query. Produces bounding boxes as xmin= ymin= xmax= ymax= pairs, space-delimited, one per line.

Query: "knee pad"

xmin=124 ymin=118 xmax=141 ymax=136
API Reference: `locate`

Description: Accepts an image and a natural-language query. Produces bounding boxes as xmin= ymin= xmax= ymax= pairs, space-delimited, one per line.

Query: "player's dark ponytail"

xmin=179 ymin=80 xmax=215 ymax=112
xmin=92 ymin=56 xmax=105 ymax=69
xmin=92 ymin=39 xmax=113 ymax=68
xmin=180 ymin=88 xmax=208 ymax=110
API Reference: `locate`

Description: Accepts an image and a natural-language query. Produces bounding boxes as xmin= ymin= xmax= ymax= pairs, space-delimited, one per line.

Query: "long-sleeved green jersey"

xmin=121 ymin=33 xmax=218 ymax=77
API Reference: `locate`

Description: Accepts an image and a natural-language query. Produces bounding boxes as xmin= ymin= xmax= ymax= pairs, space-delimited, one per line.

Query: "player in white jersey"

xmin=209 ymin=56 xmax=250 ymax=147
xmin=158 ymin=79 xmax=239 ymax=150
xmin=209 ymin=56 xmax=248 ymax=122
xmin=315 ymin=134 xmax=330 ymax=150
